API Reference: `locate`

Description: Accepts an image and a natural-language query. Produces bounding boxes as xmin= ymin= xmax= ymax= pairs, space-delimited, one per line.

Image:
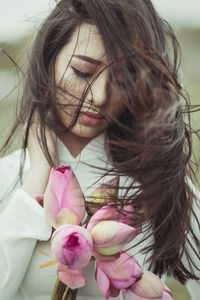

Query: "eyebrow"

xmin=73 ymin=55 xmax=102 ymax=66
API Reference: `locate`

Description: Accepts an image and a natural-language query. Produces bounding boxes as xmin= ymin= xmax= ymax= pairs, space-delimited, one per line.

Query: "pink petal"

xmin=109 ymin=284 xmax=120 ymax=298
xmin=123 ymin=276 xmax=173 ymax=300
xmin=51 ymin=225 xmax=93 ymax=269
xmin=163 ymin=284 xmax=173 ymax=300
xmin=44 ymin=166 xmax=86 ymax=228
xmin=97 ymin=252 xmax=141 ymax=281
xmin=91 ymin=221 xmax=137 ymax=251
xmin=87 ymin=202 xmax=138 ymax=232
xmin=97 ymin=258 xmax=129 ymax=281
xmin=111 ymin=266 xmax=142 ymax=290
xmin=52 ymin=167 xmax=86 ymax=223
xmin=44 ymin=182 xmax=60 ymax=228
xmin=111 ymin=253 xmax=142 ymax=289
xmin=119 ymin=205 xmax=137 ymax=226
xmin=57 ymin=264 xmax=86 ymax=289
xmin=130 ymin=271 xmax=164 ymax=298
xmin=120 ymin=252 xmax=142 ymax=276
xmin=123 ymin=289 xmax=138 ymax=300
xmin=95 ymin=266 xmax=111 ymax=299
xmin=112 ymin=277 xmax=135 ymax=290
xmin=56 ymin=208 xmax=79 ymax=226
xmin=52 ymin=225 xmax=93 ymax=244
xmin=67 ymin=234 xmax=92 ymax=270
xmin=50 ymin=167 xmax=71 ymax=206
xmin=87 ymin=204 xmax=119 ymax=232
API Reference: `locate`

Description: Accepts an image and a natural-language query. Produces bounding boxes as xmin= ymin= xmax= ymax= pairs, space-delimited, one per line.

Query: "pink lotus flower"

xmin=87 ymin=202 xmax=138 ymax=256
xmin=96 ymin=252 xmax=143 ymax=299
xmin=57 ymin=263 xmax=86 ymax=289
xmin=123 ymin=271 xmax=173 ymax=300
xmin=44 ymin=166 xmax=86 ymax=228
xmin=87 ymin=202 xmax=136 ymax=232
xmin=87 ymin=176 xmax=137 ymax=228
xmin=91 ymin=220 xmax=137 ymax=255
xmin=51 ymin=225 xmax=93 ymax=270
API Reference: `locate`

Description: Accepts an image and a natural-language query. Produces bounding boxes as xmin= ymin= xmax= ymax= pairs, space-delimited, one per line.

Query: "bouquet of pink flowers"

xmin=39 ymin=166 xmax=173 ymax=300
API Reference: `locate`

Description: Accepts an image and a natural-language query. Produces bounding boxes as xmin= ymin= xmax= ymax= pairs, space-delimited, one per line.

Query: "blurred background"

xmin=0 ymin=1 xmax=200 ymax=299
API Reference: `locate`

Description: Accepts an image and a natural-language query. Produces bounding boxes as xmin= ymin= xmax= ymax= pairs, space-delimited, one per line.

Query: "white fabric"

xmin=0 ymin=133 xmax=199 ymax=299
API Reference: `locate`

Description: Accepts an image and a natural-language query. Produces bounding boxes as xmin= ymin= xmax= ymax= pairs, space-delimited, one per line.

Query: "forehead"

xmin=57 ymin=22 xmax=106 ymax=64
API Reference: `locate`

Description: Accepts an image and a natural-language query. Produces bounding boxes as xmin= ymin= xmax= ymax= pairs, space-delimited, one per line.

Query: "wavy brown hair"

xmin=1 ymin=0 xmax=200 ymax=296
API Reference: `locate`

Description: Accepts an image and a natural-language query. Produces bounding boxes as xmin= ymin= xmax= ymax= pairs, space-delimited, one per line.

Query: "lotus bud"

xmin=123 ymin=271 xmax=173 ymax=300
xmin=96 ymin=252 xmax=143 ymax=298
xmin=44 ymin=166 xmax=86 ymax=228
xmin=91 ymin=220 xmax=137 ymax=255
xmin=131 ymin=271 xmax=164 ymax=298
xmin=51 ymin=224 xmax=93 ymax=270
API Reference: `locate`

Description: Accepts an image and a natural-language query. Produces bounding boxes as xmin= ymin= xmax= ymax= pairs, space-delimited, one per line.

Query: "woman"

xmin=0 ymin=0 xmax=199 ymax=299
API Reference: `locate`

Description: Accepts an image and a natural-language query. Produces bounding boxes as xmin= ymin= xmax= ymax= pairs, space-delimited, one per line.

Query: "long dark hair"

xmin=1 ymin=0 xmax=200 ymax=291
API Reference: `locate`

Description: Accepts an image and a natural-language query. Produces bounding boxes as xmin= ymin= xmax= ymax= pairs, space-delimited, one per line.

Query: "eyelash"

xmin=71 ymin=67 xmax=126 ymax=89
xmin=72 ymin=67 xmax=93 ymax=78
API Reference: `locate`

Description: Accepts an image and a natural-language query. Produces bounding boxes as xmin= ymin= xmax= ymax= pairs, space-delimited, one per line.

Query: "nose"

xmin=87 ymin=71 xmax=109 ymax=107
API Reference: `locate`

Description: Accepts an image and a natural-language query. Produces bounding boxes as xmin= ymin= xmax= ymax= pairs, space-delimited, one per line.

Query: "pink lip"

xmin=79 ymin=112 xmax=104 ymax=126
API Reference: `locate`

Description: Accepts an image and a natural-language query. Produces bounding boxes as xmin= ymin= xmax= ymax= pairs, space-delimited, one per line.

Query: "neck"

xmin=57 ymin=131 xmax=92 ymax=158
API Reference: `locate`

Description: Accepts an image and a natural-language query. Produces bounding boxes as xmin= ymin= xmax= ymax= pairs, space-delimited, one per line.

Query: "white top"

xmin=0 ymin=133 xmax=199 ymax=300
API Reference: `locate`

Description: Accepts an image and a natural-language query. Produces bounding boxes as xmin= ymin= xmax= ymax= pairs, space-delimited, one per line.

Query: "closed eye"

xmin=72 ymin=67 xmax=93 ymax=78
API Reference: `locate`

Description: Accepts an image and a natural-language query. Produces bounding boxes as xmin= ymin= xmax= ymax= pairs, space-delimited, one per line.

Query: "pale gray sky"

xmin=0 ymin=0 xmax=200 ymax=42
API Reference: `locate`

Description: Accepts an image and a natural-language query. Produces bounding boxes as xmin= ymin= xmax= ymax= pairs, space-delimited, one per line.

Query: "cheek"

xmin=55 ymin=68 xmax=85 ymax=104
xmin=68 ymin=79 xmax=86 ymax=101
xmin=56 ymin=83 xmax=84 ymax=111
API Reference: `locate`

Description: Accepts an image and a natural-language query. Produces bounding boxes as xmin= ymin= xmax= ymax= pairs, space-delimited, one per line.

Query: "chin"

xmin=71 ymin=124 xmax=105 ymax=139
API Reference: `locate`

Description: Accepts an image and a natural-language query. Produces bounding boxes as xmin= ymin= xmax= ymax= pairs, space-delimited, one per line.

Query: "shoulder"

xmin=0 ymin=148 xmax=27 ymax=176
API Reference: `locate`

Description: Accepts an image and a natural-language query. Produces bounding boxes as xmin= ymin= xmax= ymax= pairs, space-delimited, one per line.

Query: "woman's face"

xmin=55 ymin=22 xmax=124 ymax=139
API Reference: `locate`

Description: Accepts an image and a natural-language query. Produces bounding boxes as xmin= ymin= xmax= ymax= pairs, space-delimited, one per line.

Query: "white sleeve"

xmin=0 ymin=150 xmax=22 ymax=200
xmin=0 ymin=151 xmax=52 ymax=299
xmin=0 ymin=188 xmax=52 ymax=299
xmin=184 ymin=179 xmax=200 ymax=300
